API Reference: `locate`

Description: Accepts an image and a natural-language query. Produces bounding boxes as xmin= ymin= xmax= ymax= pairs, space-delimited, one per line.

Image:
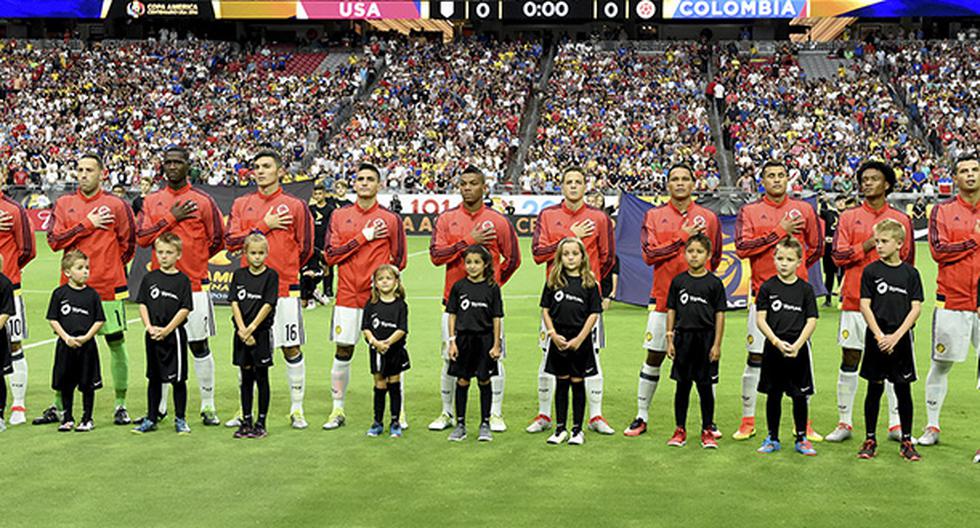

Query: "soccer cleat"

xmin=917 ymin=426 xmax=940 ymax=446
xmin=525 ymin=414 xmax=552 ymax=433
xmin=428 ymin=412 xmax=454 ymax=431
xmin=58 ymin=421 xmax=75 ymax=432
xmin=113 ymin=407 xmax=132 ymax=426
xmin=200 ymin=408 xmax=220 ymax=427
xmin=547 ymin=429 xmax=570 ymax=445
xmin=757 ymin=436 xmax=781 ymax=454
xmin=448 ymin=423 xmax=467 ymax=442
xmin=134 ymin=412 xmax=167 ymax=425
xmin=795 ymin=438 xmax=817 ymax=456
xmin=321 ymin=408 xmax=345 ymax=430
xmin=806 ymin=421 xmax=823 ymax=442
xmin=732 ymin=417 xmax=756 ymax=440
xmin=32 ymin=406 xmax=62 ymax=425
xmin=131 ymin=419 xmax=158 ymax=434
xmin=367 ymin=422 xmax=384 ymax=437
xmin=824 ymin=423 xmax=853 ymax=443
xmin=290 ymin=410 xmax=309 ymax=429
xmin=251 ymin=423 xmax=268 ymax=439
xmin=701 ymin=429 xmax=718 ymax=449
xmin=568 ymin=429 xmax=585 ymax=445
xmin=623 ymin=418 xmax=647 ymax=437
xmin=588 ymin=416 xmax=615 ymax=435
xmin=233 ymin=422 xmax=253 ymax=439
xmin=667 ymin=427 xmax=687 ymax=447
xmin=900 ymin=440 xmax=921 ymax=462
xmin=710 ymin=423 xmax=723 ymax=440
xmin=390 ymin=422 xmax=403 ymax=438
xmin=175 ymin=418 xmax=191 ymax=435
xmin=857 ymin=438 xmax=878 ymax=459
xmin=225 ymin=414 xmax=242 ymax=428
xmin=0 ymin=418 xmax=6 ymax=432
xmin=973 ymin=450 xmax=980 ymax=464
xmin=478 ymin=422 xmax=493 ymax=442
xmin=887 ymin=425 xmax=902 ymax=442
xmin=9 ymin=406 xmax=26 ymax=426
xmin=489 ymin=415 xmax=507 ymax=433
xmin=74 ymin=420 xmax=94 ymax=432
xmin=399 ymin=412 xmax=408 ymax=430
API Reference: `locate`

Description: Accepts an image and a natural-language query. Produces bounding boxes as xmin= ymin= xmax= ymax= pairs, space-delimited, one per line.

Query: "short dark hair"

xmin=561 ymin=166 xmax=587 ymax=182
xmin=112 ymin=184 xmax=125 ymax=192
xmin=79 ymin=153 xmax=103 ymax=169
xmin=775 ymin=236 xmax=803 ymax=259
xmin=686 ymin=233 xmax=712 ymax=253
xmin=761 ymin=160 xmax=786 ymax=175
xmin=461 ymin=165 xmax=485 ymax=182
xmin=953 ymin=154 xmax=979 ymax=174
xmin=856 ymin=160 xmax=897 ymax=194
xmin=252 ymin=150 xmax=282 ymax=167
xmin=667 ymin=163 xmax=695 ymax=179
xmin=356 ymin=162 xmax=381 ymax=180
xmin=164 ymin=146 xmax=190 ymax=161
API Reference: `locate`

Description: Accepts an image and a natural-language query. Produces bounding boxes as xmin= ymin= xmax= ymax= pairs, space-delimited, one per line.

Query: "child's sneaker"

xmin=900 ymin=440 xmax=921 ymax=462
xmin=58 ymin=420 xmax=75 ymax=432
xmin=175 ymin=418 xmax=191 ymax=435
xmin=251 ymin=423 xmax=268 ymax=439
xmin=795 ymin=438 xmax=817 ymax=456
xmin=367 ymin=422 xmax=384 ymax=437
xmin=477 ymin=422 xmax=493 ymax=442
xmin=389 ymin=422 xmax=403 ymax=438
xmin=568 ymin=429 xmax=585 ymax=446
xmin=700 ymin=429 xmax=718 ymax=449
xmin=757 ymin=436 xmax=781 ymax=454
xmin=131 ymin=418 xmax=157 ymax=434
xmin=233 ymin=422 xmax=253 ymax=439
xmin=74 ymin=420 xmax=94 ymax=432
xmin=546 ymin=428 xmax=570 ymax=445
xmin=448 ymin=423 xmax=467 ymax=442
xmin=667 ymin=427 xmax=687 ymax=447
xmin=857 ymin=438 xmax=877 ymax=459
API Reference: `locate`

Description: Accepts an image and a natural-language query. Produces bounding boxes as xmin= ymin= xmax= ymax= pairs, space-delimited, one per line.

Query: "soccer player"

xmin=754 ymin=237 xmax=819 ymax=456
xmin=528 ymin=167 xmax=615 ymax=435
xmin=323 ymin=162 xmax=406 ymax=430
xmin=0 ymin=255 xmax=16 ymax=432
xmin=131 ymin=233 xmax=193 ymax=435
xmin=733 ymin=160 xmax=823 ymax=440
xmin=38 ymin=154 xmax=136 ymax=426
xmin=428 ymin=166 xmax=520 ymax=433
xmin=919 ymin=154 xmax=980 ymax=447
xmin=302 ymin=185 xmax=331 ymax=308
xmin=135 ymin=146 xmax=224 ymax=426
xmin=825 ymin=161 xmax=913 ymax=443
xmin=625 ymin=164 xmax=722 ymax=437
xmin=856 ymin=219 xmax=922 ymax=461
xmin=0 ymin=182 xmax=36 ymax=426
xmin=225 ymin=150 xmax=313 ymax=429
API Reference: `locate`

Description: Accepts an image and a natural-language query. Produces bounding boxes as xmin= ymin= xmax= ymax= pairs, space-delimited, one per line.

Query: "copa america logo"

xmin=636 ymin=0 xmax=657 ymax=19
xmin=127 ymin=1 xmax=146 ymax=18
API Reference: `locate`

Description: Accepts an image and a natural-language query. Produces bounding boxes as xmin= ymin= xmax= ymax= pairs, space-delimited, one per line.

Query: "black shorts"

xmin=369 ymin=345 xmax=410 ymax=377
xmin=51 ymin=341 xmax=103 ymax=392
xmin=860 ymin=330 xmax=916 ymax=384
xmin=145 ymin=328 xmax=189 ymax=383
xmin=670 ymin=329 xmax=715 ymax=384
xmin=448 ymin=331 xmax=498 ymax=380
xmin=0 ymin=340 xmax=11 ymax=376
xmin=758 ymin=341 xmax=815 ymax=397
xmin=544 ymin=328 xmax=598 ymax=378
xmin=233 ymin=329 xmax=274 ymax=368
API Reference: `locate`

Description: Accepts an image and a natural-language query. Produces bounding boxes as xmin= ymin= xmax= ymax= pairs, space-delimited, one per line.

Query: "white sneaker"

xmin=526 ymin=414 xmax=552 ymax=433
xmin=973 ymin=449 xmax=980 ymax=464
xmin=428 ymin=412 xmax=453 ymax=431
xmin=887 ymin=425 xmax=902 ymax=442
xmin=824 ymin=423 xmax=853 ymax=443
xmin=546 ymin=429 xmax=569 ymax=445
xmin=312 ymin=291 xmax=329 ymax=305
xmin=588 ymin=416 xmax=615 ymax=435
xmin=225 ymin=411 xmax=243 ymax=428
xmin=9 ymin=408 xmax=26 ymax=426
xmin=290 ymin=410 xmax=309 ymax=430
xmin=304 ymin=301 xmax=317 ymax=311
xmin=568 ymin=430 xmax=585 ymax=445
xmin=489 ymin=415 xmax=507 ymax=432
xmin=917 ymin=426 xmax=940 ymax=446
xmin=399 ymin=414 xmax=408 ymax=430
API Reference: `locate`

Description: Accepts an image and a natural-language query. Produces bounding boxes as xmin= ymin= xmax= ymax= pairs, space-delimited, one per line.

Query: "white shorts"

xmin=272 ymin=297 xmax=306 ymax=348
xmin=931 ymin=307 xmax=980 ymax=363
xmin=443 ymin=312 xmax=507 ymax=360
xmin=746 ymin=303 xmax=764 ymax=354
xmin=331 ymin=305 xmax=364 ymax=347
xmin=5 ymin=295 xmax=27 ymax=344
xmin=838 ymin=310 xmax=867 ymax=351
xmin=185 ymin=291 xmax=216 ymax=342
xmin=642 ymin=309 xmax=668 ymax=352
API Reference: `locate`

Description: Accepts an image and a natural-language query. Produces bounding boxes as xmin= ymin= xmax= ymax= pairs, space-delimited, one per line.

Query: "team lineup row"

xmin=0 ymin=148 xmax=979 ymax=461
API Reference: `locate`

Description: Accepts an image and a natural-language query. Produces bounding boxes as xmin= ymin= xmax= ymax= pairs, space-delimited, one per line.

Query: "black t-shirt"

xmin=362 ymin=297 xmax=408 ymax=351
xmin=666 ymin=271 xmax=727 ymax=330
xmin=310 ymin=202 xmax=332 ymax=251
xmin=136 ymin=269 xmax=193 ymax=328
xmin=446 ymin=278 xmax=504 ymax=333
xmin=230 ymin=267 xmax=279 ymax=331
xmin=540 ymin=275 xmax=602 ymax=333
xmin=860 ymin=260 xmax=924 ymax=333
xmin=820 ymin=207 xmax=839 ymax=239
xmin=0 ymin=273 xmax=15 ymax=355
xmin=46 ymin=284 xmax=106 ymax=336
xmin=600 ymin=256 xmax=620 ymax=299
xmin=756 ymin=276 xmax=819 ymax=340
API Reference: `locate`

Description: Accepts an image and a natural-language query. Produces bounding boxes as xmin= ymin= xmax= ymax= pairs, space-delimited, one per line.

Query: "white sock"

xmin=159 ymin=383 xmax=170 ymax=415
xmin=837 ymin=369 xmax=859 ymax=426
xmin=636 ymin=363 xmax=660 ymax=422
xmin=192 ymin=353 xmax=216 ymax=410
xmin=490 ymin=361 xmax=505 ymax=417
xmin=925 ymin=360 xmax=953 ymax=429
xmin=9 ymin=353 xmax=27 ymax=408
xmin=440 ymin=359 xmax=455 ymax=416
xmin=884 ymin=380 xmax=900 ymax=429
xmin=286 ymin=354 xmax=306 ymax=413
xmin=586 ymin=353 xmax=604 ymax=419
xmin=537 ymin=353 xmax=555 ymax=418
xmin=741 ymin=364 xmax=761 ymax=418
xmin=399 ymin=370 xmax=406 ymax=419
xmin=330 ymin=357 xmax=351 ymax=411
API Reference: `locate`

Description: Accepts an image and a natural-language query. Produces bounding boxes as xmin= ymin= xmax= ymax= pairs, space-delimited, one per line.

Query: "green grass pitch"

xmin=1 ymin=235 xmax=978 ymax=526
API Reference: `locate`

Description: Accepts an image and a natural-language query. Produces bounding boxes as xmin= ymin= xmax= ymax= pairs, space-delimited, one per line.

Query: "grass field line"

xmin=22 ymin=317 xmax=143 ymax=350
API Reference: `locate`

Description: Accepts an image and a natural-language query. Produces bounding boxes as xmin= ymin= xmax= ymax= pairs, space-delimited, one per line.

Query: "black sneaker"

xmin=900 ymin=440 xmax=922 ymax=462
xmin=113 ymin=407 xmax=132 ymax=426
xmin=134 ymin=412 xmax=167 ymax=424
xmin=32 ymin=406 xmax=62 ymax=425
xmin=857 ymin=438 xmax=877 ymax=459
xmin=233 ymin=421 xmax=254 ymax=439
xmin=251 ymin=423 xmax=268 ymax=439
